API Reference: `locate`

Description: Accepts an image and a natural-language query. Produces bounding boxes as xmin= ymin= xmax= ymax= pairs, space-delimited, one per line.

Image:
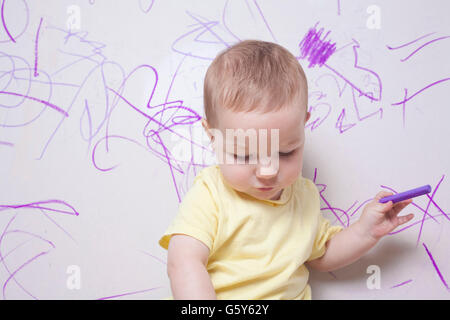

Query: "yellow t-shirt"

xmin=159 ymin=165 xmax=343 ymax=300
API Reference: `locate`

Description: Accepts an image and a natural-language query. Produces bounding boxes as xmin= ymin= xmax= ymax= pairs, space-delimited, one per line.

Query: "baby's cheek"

xmin=287 ymin=154 xmax=304 ymax=179
xmin=219 ymin=164 xmax=250 ymax=189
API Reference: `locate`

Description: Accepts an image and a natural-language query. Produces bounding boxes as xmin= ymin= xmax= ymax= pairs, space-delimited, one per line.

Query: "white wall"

xmin=0 ymin=0 xmax=449 ymax=299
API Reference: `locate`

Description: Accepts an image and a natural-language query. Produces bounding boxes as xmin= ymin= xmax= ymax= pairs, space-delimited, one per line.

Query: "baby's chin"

xmin=236 ymin=186 xmax=283 ymax=201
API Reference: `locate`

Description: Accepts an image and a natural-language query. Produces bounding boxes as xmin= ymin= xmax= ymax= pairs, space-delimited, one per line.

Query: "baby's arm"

xmin=167 ymin=234 xmax=217 ymax=299
xmin=307 ymin=191 xmax=414 ymax=272
xmin=307 ymin=221 xmax=378 ymax=272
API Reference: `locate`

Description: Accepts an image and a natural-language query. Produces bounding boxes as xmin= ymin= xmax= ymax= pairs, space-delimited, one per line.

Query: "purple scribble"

xmin=0 ymin=91 xmax=68 ymax=117
xmin=175 ymin=1 xmax=278 ymax=61
xmin=299 ymin=22 xmax=336 ymax=68
xmin=422 ymin=243 xmax=449 ymax=290
xmin=401 ymin=36 xmax=450 ymax=62
xmin=307 ymin=67 xmax=382 ymax=134
xmin=323 ymin=39 xmax=382 ymax=102
xmin=386 ymin=32 xmax=436 ymax=50
xmin=305 ymin=101 xmax=332 ymax=131
xmin=392 ymin=77 xmax=450 ymax=106
xmin=312 ymin=168 xmax=350 ymax=228
xmin=1 ymin=0 xmax=15 ymax=43
xmin=138 ymin=0 xmax=154 ymax=13
xmin=0 ymin=200 xmax=79 ymax=299
xmin=415 ymin=176 xmax=447 ymax=247
xmin=0 ymin=141 xmax=13 ymax=147
xmin=0 ymin=0 xmax=29 ymax=44
xmin=387 ymin=32 xmax=450 ymax=62
xmin=16 ymin=23 xmax=212 ymax=207
xmin=299 ymin=27 xmax=383 ymax=134
xmin=335 ymin=108 xmax=356 ymax=133
xmin=0 ymin=199 xmax=80 ymax=216
xmin=251 ymin=0 xmax=277 ymax=42
xmin=172 ymin=11 xmax=230 ymax=61
xmin=222 ymin=0 xmax=242 ymax=42
xmin=140 ymin=250 xmax=166 ymax=265
xmin=34 ymin=17 xmax=43 ymax=77
xmin=390 ymin=279 xmax=413 ymax=289
xmin=97 ymin=286 xmax=163 ymax=300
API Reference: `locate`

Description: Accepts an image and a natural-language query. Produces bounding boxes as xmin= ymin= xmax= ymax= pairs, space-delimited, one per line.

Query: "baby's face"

xmin=203 ymin=106 xmax=310 ymax=201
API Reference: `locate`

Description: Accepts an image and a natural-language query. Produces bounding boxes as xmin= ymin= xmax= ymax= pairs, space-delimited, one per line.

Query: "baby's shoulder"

xmin=296 ymin=176 xmax=316 ymax=191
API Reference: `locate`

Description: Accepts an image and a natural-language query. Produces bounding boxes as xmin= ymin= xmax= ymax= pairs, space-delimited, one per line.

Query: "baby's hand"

xmin=358 ymin=191 xmax=415 ymax=241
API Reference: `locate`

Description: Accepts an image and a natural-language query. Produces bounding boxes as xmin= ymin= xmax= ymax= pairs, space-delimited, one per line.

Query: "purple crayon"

xmin=379 ymin=185 xmax=432 ymax=204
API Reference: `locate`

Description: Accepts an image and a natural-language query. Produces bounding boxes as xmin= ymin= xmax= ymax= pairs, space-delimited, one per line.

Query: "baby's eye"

xmin=233 ymin=154 xmax=250 ymax=160
xmin=233 ymin=153 xmax=257 ymax=164
xmin=279 ymin=150 xmax=295 ymax=157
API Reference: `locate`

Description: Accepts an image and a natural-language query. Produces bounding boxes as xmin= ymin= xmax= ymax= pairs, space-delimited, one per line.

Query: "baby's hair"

xmin=203 ymin=40 xmax=308 ymax=128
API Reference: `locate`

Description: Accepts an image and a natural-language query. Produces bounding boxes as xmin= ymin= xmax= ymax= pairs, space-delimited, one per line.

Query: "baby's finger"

xmin=397 ymin=213 xmax=415 ymax=226
xmin=393 ymin=198 xmax=413 ymax=211
xmin=388 ymin=199 xmax=412 ymax=217
xmin=374 ymin=191 xmax=394 ymax=201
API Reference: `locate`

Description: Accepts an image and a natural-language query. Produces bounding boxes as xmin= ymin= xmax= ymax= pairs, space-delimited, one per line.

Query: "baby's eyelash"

xmin=280 ymin=149 xmax=297 ymax=157
xmin=233 ymin=149 xmax=295 ymax=160
xmin=233 ymin=154 xmax=251 ymax=160
xmin=279 ymin=152 xmax=293 ymax=157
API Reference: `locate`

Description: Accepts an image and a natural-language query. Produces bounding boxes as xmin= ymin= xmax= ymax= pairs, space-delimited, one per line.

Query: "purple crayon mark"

xmin=301 ymin=34 xmax=383 ymax=135
xmin=416 ymin=177 xmax=446 ymax=247
xmin=386 ymin=32 xmax=436 ymax=50
xmin=323 ymin=39 xmax=382 ymax=102
xmin=392 ymin=78 xmax=450 ymax=128
xmin=252 ymin=0 xmax=277 ymax=42
xmin=140 ymin=250 xmax=166 ymax=265
xmin=335 ymin=108 xmax=356 ymax=133
xmin=392 ymin=77 xmax=450 ymax=106
xmin=97 ymin=286 xmax=163 ymax=300
xmin=0 ymin=0 xmax=29 ymax=44
xmin=1 ymin=0 xmax=15 ymax=43
xmin=0 ymin=91 xmax=68 ymax=117
xmin=387 ymin=32 xmax=450 ymax=62
xmin=400 ymin=35 xmax=450 ymax=62
xmin=379 ymin=185 xmax=431 ymax=204
xmin=34 ymin=17 xmax=43 ymax=77
xmin=390 ymin=279 xmax=413 ymax=289
xmin=138 ymin=0 xmax=154 ymax=13
xmin=0 ymin=141 xmax=14 ymax=147
xmin=0 ymin=200 xmax=79 ymax=299
xmin=298 ymin=22 xmax=336 ymax=68
xmin=312 ymin=168 xmax=349 ymax=228
xmin=0 ymin=199 xmax=80 ymax=216
xmin=422 ymin=243 xmax=449 ymax=290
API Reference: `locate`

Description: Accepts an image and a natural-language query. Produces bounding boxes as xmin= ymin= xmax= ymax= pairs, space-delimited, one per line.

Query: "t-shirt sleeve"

xmin=158 ymin=176 xmax=219 ymax=252
xmin=307 ymin=213 xmax=344 ymax=262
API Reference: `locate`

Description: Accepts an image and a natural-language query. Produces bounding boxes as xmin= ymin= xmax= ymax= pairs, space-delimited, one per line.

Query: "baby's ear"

xmin=201 ymin=118 xmax=214 ymax=143
xmin=305 ymin=111 xmax=311 ymax=124
xmin=201 ymin=118 xmax=208 ymax=130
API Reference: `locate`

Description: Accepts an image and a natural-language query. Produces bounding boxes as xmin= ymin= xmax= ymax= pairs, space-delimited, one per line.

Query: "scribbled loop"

xmin=299 ymin=24 xmax=336 ymax=68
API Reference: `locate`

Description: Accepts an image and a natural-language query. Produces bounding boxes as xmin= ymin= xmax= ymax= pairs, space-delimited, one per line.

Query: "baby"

xmin=159 ymin=40 xmax=414 ymax=300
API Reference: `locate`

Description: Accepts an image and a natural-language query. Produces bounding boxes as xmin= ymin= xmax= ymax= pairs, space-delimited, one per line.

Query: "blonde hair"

xmin=203 ymin=40 xmax=308 ymax=128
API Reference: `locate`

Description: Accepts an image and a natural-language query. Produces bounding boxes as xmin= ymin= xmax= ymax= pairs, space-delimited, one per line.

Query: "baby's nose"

xmin=256 ymin=156 xmax=279 ymax=177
